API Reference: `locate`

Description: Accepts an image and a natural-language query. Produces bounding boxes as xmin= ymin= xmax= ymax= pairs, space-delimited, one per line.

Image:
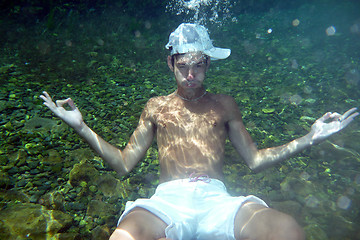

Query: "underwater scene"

xmin=1 ymin=0 xmax=360 ymax=239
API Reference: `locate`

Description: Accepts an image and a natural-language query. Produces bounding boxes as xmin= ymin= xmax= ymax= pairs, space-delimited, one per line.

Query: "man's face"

xmin=168 ymin=52 xmax=210 ymax=89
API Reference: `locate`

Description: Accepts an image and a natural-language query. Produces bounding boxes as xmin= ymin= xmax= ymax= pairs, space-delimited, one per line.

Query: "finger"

xmin=40 ymin=91 xmax=54 ymax=104
xmin=340 ymin=112 xmax=359 ymax=128
xmin=42 ymin=91 xmax=52 ymax=101
xmin=56 ymin=99 xmax=68 ymax=108
xmin=67 ymin=98 xmax=77 ymax=110
xmin=342 ymin=107 xmax=358 ymax=120
xmin=39 ymin=95 xmax=47 ymax=101
xmin=329 ymin=112 xmax=341 ymax=120
xmin=40 ymin=94 xmax=52 ymax=103
xmin=40 ymin=94 xmax=56 ymax=108
xmin=317 ymin=112 xmax=331 ymax=122
xmin=43 ymin=102 xmax=49 ymax=108
xmin=42 ymin=101 xmax=57 ymax=113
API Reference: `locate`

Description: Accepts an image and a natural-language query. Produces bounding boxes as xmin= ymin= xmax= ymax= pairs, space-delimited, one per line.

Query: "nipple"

xmin=159 ymin=121 xmax=166 ymax=128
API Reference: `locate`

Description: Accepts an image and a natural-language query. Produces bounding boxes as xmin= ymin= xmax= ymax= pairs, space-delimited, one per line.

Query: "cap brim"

xmin=204 ymin=47 xmax=231 ymax=60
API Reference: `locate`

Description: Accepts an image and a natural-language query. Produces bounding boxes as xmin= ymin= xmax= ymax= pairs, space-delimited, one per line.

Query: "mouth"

xmin=184 ymin=81 xmax=198 ymax=88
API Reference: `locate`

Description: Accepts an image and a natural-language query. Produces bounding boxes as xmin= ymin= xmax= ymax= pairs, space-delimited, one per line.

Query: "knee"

xmin=111 ymin=212 xmax=150 ymax=240
xmin=110 ymin=208 xmax=167 ymax=240
xmin=109 ymin=228 xmax=170 ymax=240
xmin=109 ymin=228 xmax=135 ymax=240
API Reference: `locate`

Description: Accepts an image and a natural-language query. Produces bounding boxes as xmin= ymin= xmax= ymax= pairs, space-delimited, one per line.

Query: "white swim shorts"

xmin=117 ymin=178 xmax=267 ymax=240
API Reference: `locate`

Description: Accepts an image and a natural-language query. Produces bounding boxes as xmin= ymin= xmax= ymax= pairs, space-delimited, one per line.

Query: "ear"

xmin=167 ymin=56 xmax=174 ymax=72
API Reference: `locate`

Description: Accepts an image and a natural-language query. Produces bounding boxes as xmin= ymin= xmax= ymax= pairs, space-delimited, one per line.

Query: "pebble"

xmin=29 ymin=195 xmax=39 ymax=203
xmin=16 ymin=179 xmax=27 ymax=187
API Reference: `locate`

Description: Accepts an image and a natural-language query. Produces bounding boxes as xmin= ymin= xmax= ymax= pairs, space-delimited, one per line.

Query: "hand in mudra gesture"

xmin=40 ymin=91 xmax=84 ymax=130
xmin=309 ymin=108 xmax=359 ymax=144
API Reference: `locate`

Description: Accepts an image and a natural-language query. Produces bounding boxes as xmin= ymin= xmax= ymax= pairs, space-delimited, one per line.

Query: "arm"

xmin=226 ymin=97 xmax=358 ymax=172
xmin=40 ymin=91 xmax=155 ymax=176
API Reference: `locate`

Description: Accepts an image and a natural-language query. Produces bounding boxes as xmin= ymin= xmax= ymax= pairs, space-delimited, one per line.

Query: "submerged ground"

xmin=1 ymin=0 xmax=360 ymax=239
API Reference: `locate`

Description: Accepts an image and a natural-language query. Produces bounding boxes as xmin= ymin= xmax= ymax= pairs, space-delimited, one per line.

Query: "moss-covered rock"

xmin=86 ymin=199 xmax=117 ymax=218
xmin=0 ymin=203 xmax=73 ymax=239
xmin=69 ymin=162 xmax=100 ymax=187
xmin=304 ymin=224 xmax=328 ymax=240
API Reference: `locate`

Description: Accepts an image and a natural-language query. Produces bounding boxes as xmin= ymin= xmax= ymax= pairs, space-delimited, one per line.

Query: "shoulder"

xmin=142 ymin=94 xmax=175 ymax=119
xmin=145 ymin=94 xmax=173 ymax=109
xmin=209 ymin=93 xmax=242 ymax=121
xmin=209 ymin=93 xmax=238 ymax=108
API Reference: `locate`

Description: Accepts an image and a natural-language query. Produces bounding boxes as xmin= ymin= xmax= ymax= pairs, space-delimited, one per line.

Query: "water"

xmin=1 ymin=0 xmax=360 ymax=239
xmin=166 ymin=0 xmax=236 ymax=25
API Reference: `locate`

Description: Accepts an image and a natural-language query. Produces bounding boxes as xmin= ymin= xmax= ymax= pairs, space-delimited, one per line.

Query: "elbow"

xmin=247 ymin=155 xmax=266 ymax=173
xmin=114 ymin=166 xmax=130 ymax=177
xmin=245 ymin=152 xmax=260 ymax=172
xmin=111 ymin=158 xmax=132 ymax=177
xmin=248 ymin=162 xmax=262 ymax=173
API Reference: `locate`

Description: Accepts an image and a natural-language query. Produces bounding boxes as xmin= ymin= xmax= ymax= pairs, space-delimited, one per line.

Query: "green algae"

xmin=0 ymin=1 xmax=360 ymax=239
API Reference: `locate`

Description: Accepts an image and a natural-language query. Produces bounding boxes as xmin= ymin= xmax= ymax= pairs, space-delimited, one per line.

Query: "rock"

xmin=0 ymin=100 xmax=7 ymax=112
xmin=86 ymin=200 xmax=117 ymax=218
xmin=66 ymin=202 xmax=87 ymax=211
xmin=97 ymin=174 xmax=119 ymax=197
xmin=24 ymin=116 xmax=59 ymax=132
xmin=43 ymin=149 xmax=63 ymax=165
xmin=262 ymin=108 xmax=275 ymax=114
xmin=271 ymin=200 xmax=302 ymax=218
xmin=280 ymin=176 xmax=329 ymax=215
xmin=69 ymin=162 xmax=100 ymax=187
xmin=0 ymin=189 xmax=29 ymax=203
xmin=67 ymin=148 xmax=94 ymax=163
xmin=267 ymin=190 xmax=284 ymax=201
xmin=0 ymin=203 xmax=72 ymax=239
xmin=97 ymin=174 xmax=131 ymax=198
xmin=8 ymin=149 xmax=28 ymax=167
xmin=56 ymin=232 xmax=79 ymax=240
xmin=24 ymin=142 xmax=43 ymax=155
xmin=6 ymin=166 xmax=19 ymax=174
xmin=16 ymin=178 xmax=27 ymax=187
xmin=280 ymin=176 xmax=317 ymax=199
xmin=0 ymin=172 xmax=13 ymax=189
xmin=325 ymin=214 xmax=355 ymax=238
xmin=39 ymin=190 xmax=65 ymax=211
xmin=304 ymin=224 xmax=328 ymax=240
xmin=91 ymin=225 xmax=110 ymax=240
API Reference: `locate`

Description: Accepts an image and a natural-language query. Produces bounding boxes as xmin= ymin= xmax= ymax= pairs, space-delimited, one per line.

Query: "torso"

xmin=146 ymin=92 xmax=232 ymax=183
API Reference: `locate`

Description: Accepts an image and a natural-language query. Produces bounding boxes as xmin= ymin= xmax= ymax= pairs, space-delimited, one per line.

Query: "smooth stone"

xmin=304 ymin=224 xmax=328 ymax=240
xmin=43 ymin=149 xmax=63 ymax=165
xmin=271 ymin=200 xmax=302 ymax=218
xmin=86 ymin=200 xmax=117 ymax=218
xmin=39 ymin=191 xmax=65 ymax=211
xmin=69 ymin=162 xmax=100 ymax=187
xmin=0 ymin=203 xmax=72 ymax=239
xmin=91 ymin=225 xmax=110 ymax=240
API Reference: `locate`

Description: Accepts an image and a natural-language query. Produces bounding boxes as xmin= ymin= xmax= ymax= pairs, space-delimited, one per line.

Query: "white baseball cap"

xmin=165 ymin=23 xmax=231 ymax=60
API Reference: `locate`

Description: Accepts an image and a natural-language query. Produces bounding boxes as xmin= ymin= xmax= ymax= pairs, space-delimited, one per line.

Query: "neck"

xmin=176 ymin=88 xmax=207 ymax=102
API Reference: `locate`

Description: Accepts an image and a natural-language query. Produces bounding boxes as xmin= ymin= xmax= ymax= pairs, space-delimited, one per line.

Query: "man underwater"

xmin=40 ymin=23 xmax=359 ymax=240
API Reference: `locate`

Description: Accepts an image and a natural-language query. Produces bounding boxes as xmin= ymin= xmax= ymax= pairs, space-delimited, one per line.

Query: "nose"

xmin=187 ymin=67 xmax=195 ymax=81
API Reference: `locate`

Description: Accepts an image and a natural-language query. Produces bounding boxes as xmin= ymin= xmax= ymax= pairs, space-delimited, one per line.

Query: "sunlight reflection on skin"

xmin=145 ymin=91 xmax=227 ymax=182
xmin=111 ymin=229 xmax=135 ymax=240
xmin=110 ymin=229 xmax=171 ymax=240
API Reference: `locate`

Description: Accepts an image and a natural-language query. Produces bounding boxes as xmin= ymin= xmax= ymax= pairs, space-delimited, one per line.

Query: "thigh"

xmin=111 ymin=207 xmax=168 ymax=240
xmin=234 ymin=202 xmax=304 ymax=240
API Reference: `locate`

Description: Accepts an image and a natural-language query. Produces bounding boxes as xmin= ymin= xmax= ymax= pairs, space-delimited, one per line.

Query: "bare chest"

xmin=155 ymin=103 xmax=226 ymax=137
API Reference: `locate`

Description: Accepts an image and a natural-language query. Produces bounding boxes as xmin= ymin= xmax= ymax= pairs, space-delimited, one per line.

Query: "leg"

xmin=234 ymin=202 xmax=304 ymax=240
xmin=110 ymin=207 xmax=168 ymax=240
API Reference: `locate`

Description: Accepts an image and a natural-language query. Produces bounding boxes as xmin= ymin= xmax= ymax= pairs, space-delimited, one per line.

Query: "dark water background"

xmin=0 ymin=0 xmax=360 ymax=239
